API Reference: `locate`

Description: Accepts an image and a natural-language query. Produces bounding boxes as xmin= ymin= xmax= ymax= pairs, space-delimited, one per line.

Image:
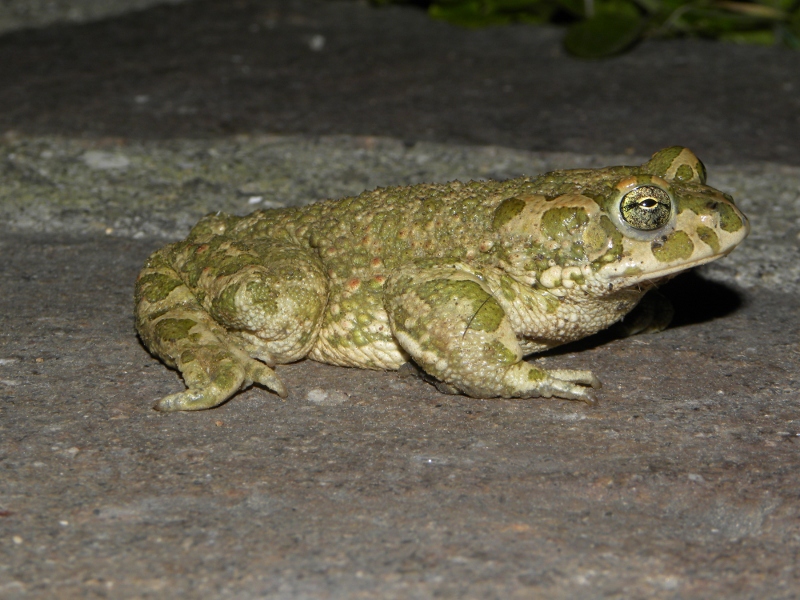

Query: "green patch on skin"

xmin=541 ymin=207 xmax=589 ymax=241
xmin=217 ymin=254 xmax=259 ymax=278
xmin=675 ymin=164 xmax=694 ymax=182
xmin=211 ymin=284 xmax=242 ymax=323
xmin=697 ymin=226 xmax=720 ymax=253
xmin=498 ymin=276 xmax=517 ymax=301
xmin=651 ymin=231 xmax=694 ymax=262
xmin=177 ymin=238 xmax=228 ymax=286
xmin=340 ymin=297 xmax=362 ymax=314
xmin=416 ymin=279 xmax=505 ymax=333
xmin=601 ymin=216 xmax=623 ymax=255
xmin=582 ymin=220 xmax=609 ymax=257
xmin=717 ymin=203 xmax=744 ymax=232
xmin=208 ymin=361 xmax=241 ymax=396
xmin=644 ymin=147 xmax=684 ymax=177
xmin=367 ymin=278 xmax=386 ymax=291
xmin=349 ymin=252 xmax=370 ymax=269
xmin=138 ymin=272 xmax=183 ymax=303
xmin=492 ymin=197 xmax=526 ymax=230
xmin=465 ymin=296 xmax=505 ymax=334
xmin=532 ymin=290 xmax=561 ymax=314
xmin=154 ymin=318 xmax=197 ymax=342
xmin=246 ymin=280 xmax=279 ymax=315
xmin=350 ymin=328 xmax=370 ymax=347
xmin=516 ymin=241 xmax=552 ymax=273
xmin=695 ymin=161 xmax=707 ymax=184
xmin=182 ymin=261 xmax=206 ymax=288
xmin=678 ymin=197 xmax=744 ymax=233
xmin=271 ymin=261 xmax=310 ymax=283
xmin=484 ymin=340 xmax=518 ymax=365
xmin=568 ymin=270 xmax=585 ymax=285
xmin=563 ymin=241 xmax=587 ymax=264
xmin=349 ymin=324 xmax=386 ymax=349
xmin=527 ymin=366 xmax=546 ymax=382
xmin=145 ymin=252 xmax=173 ymax=271
xmin=327 ymin=333 xmax=352 ymax=349
xmin=591 ymin=216 xmax=623 ymax=268
xmin=623 ymin=266 xmax=643 ymax=277
xmin=180 ymin=350 xmax=196 ymax=364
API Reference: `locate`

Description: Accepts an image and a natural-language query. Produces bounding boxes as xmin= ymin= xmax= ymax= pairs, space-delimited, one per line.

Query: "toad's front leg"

xmin=384 ymin=267 xmax=600 ymax=403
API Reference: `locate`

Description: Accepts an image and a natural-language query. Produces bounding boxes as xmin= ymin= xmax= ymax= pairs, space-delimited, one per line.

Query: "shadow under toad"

xmin=539 ymin=271 xmax=746 ymax=357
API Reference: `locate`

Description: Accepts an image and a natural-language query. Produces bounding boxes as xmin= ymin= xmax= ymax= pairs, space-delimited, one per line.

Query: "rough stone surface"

xmin=1 ymin=233 xmax=798 ymax=599
xmin=0 ymin=0 xmax=798 ymax=598
xmin=0 ymin=0 xmax=798 ymax=166
xmin=0 ymin=0 xmax=192 ymax=34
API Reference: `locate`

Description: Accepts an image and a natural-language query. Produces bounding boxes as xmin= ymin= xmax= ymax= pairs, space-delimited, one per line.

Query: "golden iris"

xmin=620 ymin=186 xmax=672 ymax=231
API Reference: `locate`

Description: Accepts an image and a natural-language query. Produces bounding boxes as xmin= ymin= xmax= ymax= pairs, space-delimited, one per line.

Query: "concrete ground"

xmin=1 ymin=0 xmax=799 ymax=598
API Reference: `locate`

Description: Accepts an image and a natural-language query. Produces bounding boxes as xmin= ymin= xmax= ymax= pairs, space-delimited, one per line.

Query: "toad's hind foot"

xmin=154 ymin=352 xmax=287 ymax=412
xmin=537 ymin=368 xmax=602 ymax=405
xmin=545 ymin=368 xmax=602 ymax=390
xmin=497 ymin=362 xmax=601 ymax=405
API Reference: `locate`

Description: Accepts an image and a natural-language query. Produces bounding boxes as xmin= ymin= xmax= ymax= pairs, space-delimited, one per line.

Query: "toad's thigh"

xmin=200 ymin=244 xmax=329 ymax=363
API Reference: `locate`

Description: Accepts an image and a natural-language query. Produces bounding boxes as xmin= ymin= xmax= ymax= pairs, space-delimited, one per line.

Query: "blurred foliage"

xmin=373 ymin=0 xmax=800 ymax=57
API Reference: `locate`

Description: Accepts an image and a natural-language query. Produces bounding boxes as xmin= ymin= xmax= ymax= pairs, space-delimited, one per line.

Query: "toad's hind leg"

xmin=135 ymin=247 xmax=297 ymax=411
xmin=197 ymin=242 xmax=330 ymax=366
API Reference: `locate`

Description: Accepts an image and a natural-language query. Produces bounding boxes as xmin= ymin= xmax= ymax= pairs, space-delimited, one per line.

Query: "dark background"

xmin=1 ymin=0 xmax=798 ymax=165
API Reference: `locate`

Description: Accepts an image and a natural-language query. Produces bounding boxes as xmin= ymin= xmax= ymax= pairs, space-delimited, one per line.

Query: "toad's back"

xmin=223 ymin=177 xmax=542 ymax=275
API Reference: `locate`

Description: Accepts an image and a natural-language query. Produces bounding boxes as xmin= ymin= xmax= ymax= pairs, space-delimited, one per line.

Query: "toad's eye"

xmin=620 ymin=186 xmax=672 ymax=231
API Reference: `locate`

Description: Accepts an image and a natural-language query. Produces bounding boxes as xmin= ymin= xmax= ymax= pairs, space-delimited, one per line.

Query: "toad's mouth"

xmin=606 ymin=251 xmax=734 ymax=287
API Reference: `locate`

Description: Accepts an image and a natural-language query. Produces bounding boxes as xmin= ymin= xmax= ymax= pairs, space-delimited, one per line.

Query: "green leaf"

xmin=564 ymin=12 xmax=644 ymax=56
xmin=376 ymin=0 xmax=800 ymax=53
